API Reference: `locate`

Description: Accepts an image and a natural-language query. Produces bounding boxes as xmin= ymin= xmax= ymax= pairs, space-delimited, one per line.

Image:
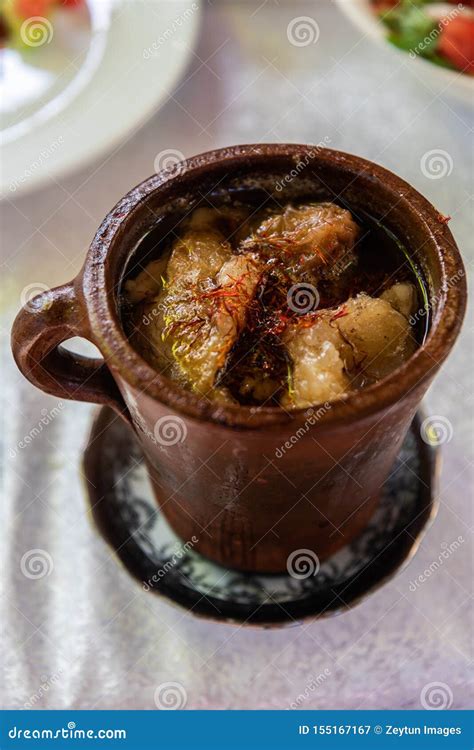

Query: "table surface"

xmin=1 ymin=0 xmax=473 ymax=710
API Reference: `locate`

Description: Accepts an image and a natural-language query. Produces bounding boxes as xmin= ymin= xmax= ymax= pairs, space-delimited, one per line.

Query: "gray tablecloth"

xmin=1 ymin=0 xmax=472 ymax=710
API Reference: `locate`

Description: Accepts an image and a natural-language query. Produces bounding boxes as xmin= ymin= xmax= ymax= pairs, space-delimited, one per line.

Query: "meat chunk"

xmin=380 ymin=281 xmax=418 ymax=319
xmin=125 ymin=226 xmax=263 ymax=399
xmin=242 ymin=202 xmax=360 ymax=279
xmin=282 ymin=285 xmax=417 ymax=408
xmin=282 ymin=319 xmax=350 ymax=408
xmin=337 ymin=292 xmax=417 ymax=382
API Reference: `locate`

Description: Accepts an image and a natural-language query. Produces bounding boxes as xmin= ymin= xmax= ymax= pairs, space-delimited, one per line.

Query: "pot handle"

xmin=11 ymin=281 xmax=128 ymax=417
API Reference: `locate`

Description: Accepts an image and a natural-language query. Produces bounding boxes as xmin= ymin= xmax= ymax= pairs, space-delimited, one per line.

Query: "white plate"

xmin=335 ymin=0 xmax=474 ymax=107
xmin=0 ymin=0 xmax=201 ymax=198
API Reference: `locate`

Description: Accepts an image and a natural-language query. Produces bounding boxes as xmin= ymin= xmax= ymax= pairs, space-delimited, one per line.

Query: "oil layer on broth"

xmin=122 ymin=200 xmax=422 ymax=409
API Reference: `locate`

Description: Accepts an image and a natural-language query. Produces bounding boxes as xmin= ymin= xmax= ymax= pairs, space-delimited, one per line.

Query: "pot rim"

xmin=81 ymin=144 xmax=467 ymax=429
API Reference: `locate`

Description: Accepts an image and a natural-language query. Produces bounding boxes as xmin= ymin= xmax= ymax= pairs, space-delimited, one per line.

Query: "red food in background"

xmin=16 ymin=0 xmax=56 ymax=18
xmin=438 ymin=16 xmax=474 ymax=75
xmin=447 ymin=0 xmax=474 ymax=8
xmin=372 ymin=0 xmax=400 ymax=10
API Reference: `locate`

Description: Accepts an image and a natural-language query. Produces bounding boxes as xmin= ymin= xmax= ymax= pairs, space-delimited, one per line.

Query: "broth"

xmin=120 ymin=192 xmax=428 ymax=409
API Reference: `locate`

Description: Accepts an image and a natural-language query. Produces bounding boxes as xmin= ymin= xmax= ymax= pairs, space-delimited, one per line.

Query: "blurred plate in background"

xmin=335 ymin=0 xmax=474 ymax=107
xmin=0 ymin=0 xmax=200 ymax=198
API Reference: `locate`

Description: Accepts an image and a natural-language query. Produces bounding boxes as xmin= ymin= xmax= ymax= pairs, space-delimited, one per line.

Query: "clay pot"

xmin=11 ymin=145 xmax=467 ymax=572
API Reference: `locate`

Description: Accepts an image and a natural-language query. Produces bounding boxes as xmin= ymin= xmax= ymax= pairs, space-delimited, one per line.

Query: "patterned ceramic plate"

xmin=83 ymin=407 xmax=439 ymax=627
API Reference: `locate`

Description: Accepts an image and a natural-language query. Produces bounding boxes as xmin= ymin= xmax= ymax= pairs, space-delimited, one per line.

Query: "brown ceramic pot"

xmin=11 ymin=145 xmax=466 ymax=573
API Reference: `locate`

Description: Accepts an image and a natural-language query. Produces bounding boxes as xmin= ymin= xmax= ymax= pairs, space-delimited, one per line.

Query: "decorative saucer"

xmin=83 ymin=408 xmax=439 ymax=627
